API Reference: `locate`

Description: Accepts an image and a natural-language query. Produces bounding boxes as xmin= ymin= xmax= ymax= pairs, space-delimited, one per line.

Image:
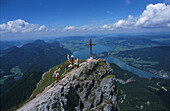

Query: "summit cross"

xmin=86 ymin=39 xmax=96 ymax=58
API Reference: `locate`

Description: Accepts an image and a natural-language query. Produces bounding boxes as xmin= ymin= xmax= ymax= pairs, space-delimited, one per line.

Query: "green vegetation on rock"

xmin=103 ymin=74 xmax=114 ymax=80
xmin=31 ymin=61 xmax=70 ymax=99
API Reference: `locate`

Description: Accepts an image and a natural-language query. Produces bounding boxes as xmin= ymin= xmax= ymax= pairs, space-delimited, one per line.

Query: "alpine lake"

xmin=73 ymin=44 xmax=166 ymax=79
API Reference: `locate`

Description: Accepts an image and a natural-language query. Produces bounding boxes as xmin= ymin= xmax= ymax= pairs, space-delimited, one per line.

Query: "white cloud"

xmin=102 ymin=3 xmax=170 ymax=30
xmin=0 ymin=19 xmax=47 ymax=33
xmin=135 ymin=3 xmax=170 ymax=27
xmin=0 ymin=23 xmax=8 ymax=32
xmin=1 ymin=3 xmax=170 ymax=38
xmin=79 ymin=25 xmax=95 ymax=31
xmin=63 ymin=25 xmax=95 ymax=32
xmin=114 ymin=15 xmax=135 ymax=28
xmin=102 ymin=24 xmax=111 ymax=29
xmin=63 ymin=26 xmax=76 ymax=31
xmin=38 ymin=25 xmax=46 ymax=31
xmin=101 ymin=24 xmax=114 ymax=30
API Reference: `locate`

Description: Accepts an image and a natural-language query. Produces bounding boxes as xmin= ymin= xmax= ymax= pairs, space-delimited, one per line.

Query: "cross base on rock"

xmin=86 ymin=58 xmax=93 ymax=70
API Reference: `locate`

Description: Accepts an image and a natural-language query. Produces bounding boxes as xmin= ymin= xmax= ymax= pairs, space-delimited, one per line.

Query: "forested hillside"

xmin=0 ymin=40 xmax=71 ymax=99
xmin=115 ymin=46 xmax=170 ymax=77
xmin=111 ymin=63 xmax=170 ymax=110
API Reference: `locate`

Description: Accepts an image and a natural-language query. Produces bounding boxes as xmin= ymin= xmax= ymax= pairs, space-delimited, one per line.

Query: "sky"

xmin=0 ymin=0 xmax=170 ymax=40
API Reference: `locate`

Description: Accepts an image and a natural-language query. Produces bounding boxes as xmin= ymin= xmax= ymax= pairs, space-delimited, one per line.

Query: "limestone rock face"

xmin=17 ymin=59 xmax=118 ymax=111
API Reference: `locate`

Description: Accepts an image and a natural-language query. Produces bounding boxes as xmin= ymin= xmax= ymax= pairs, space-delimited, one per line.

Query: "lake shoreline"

xmin=72 ymin=44 xmax=168 ymax=79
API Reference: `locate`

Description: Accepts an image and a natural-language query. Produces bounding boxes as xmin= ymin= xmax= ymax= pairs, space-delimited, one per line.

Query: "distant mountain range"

xmin=0 ymin=39 xmax=72 ymax=110
xmin=0 ymin=40 xmax=33 ymax=50
xmin=97 ymin=37 xmax=166 ymax=46
xmin=0 ymin=40 xmax=71 ymax=97
xmin=0 ymin=40 xmax=71 ymax=77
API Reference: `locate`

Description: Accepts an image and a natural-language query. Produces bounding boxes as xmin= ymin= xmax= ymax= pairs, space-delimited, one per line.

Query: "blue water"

xmin=73 ymin=44 xmax=112 ymax=59
xmin=73 ymin=44 xmax=165 ymax=79
xmin=103 ymin=57 xmax=165 ymax=79
xmin=14 ymin=75 xmax=23 ymax=80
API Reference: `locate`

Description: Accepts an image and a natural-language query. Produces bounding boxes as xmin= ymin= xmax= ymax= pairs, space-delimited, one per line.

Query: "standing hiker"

xmin=77 ymin=57 xmax=79 ymax=68
xmin=67 ymin=54 xmax=70 ymax=62
xmin=74 ymin=58 xmax=78 ymax=68
xmin=54 ymin=70 xmax=59 ymax=79
xmin=56 ymin=72 xmax=59 ymax=79
xmin=70 ymin=55 xmax=74 ymax=65
xmin=70 ymin=55 xmax=74 ymax=68
xmin=74 ymin=57 xmax=79 ymax=68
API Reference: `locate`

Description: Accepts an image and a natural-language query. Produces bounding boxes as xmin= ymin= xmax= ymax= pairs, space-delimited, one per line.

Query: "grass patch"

xmin=87 ymin=108 xmax=91 ymax=111
xmin=87 ymin=76 xmax=94 ymax=80
xmin=79 ymin=82 xmax=84 ymax=92
xmin=56 ymin=106 xmax=61 ymax=111
xmin=86 ymin=98 xmax=92 ymax=102
xmin=36 ymin=104 xmax=40 ymax=108
xmin=98 ymin=61 xmax=105 ymax=67
xmin=90 ymin=92 xmax=95 ymax=97
xmin=97 ymin=103 xmax=107 ymax=110
xmin=105 ymin=100 xmax=112 ymax=104
xmin=103 ymin=74 xmax=114 ymax=80
xmin=41 ymin=101 xmax=47 ymax=104
xmin=79 ymin=87 xmax=83 ymax=92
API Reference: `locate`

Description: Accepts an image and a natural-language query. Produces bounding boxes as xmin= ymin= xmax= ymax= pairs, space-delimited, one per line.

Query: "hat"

xmin=71 ymin=55 xmax=74 ymax=58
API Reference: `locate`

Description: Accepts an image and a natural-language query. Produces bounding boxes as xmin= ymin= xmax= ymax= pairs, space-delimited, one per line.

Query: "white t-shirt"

xmin=56 ymin=73 xmax=59 ymax=78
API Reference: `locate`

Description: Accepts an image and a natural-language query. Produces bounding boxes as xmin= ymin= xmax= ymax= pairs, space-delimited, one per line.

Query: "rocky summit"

xmin=17 ymin=59 xmax=118 ymax=111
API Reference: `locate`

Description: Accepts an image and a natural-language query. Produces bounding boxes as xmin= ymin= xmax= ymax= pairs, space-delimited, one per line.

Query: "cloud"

xmin=101 ymin=15 xmax=135 ymax=30
xmin=63 ymin=25 xmax=95 ymax=32
xmin=102 ymin=3 xmax=170 ymax=30
xmin=135 ymin=3 xmax=170 ymax=27
xmin=1 ymin=3 xmax=170 ymax=39
xmin=114 ymin=15 xmax=135 ymax=28
xmin=0 ymin=19 xmax=46 ymax=33
xmin=38 ymin=25 xmax=46 ymax=31
xmin=63 ymin=26 xmax=76 ymax=31
xmin=101 ymin=24 xmax=114 ymax=30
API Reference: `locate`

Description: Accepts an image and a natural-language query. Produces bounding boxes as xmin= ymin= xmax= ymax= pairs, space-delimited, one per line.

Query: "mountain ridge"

xmin=17 ymin=59 xmax=118 ymax=111
xmin=0 ymin=40 xmax=71 ymax=75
